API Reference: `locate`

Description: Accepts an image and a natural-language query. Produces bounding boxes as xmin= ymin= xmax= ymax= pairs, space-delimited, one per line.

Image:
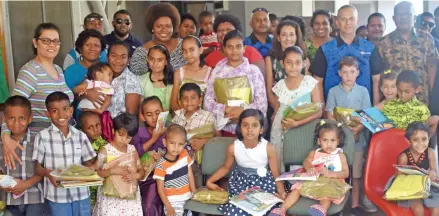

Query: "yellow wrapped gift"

xmin=283 ymin=103 xmax=321 ymax=121
xmin=300 ymin=177 xmax=352 ymax=200
xmin=333 ymin=107 xmax=360 ymax=127
xmin=214 ymin=76 xmax=252 ymax=105
xmin=187 ymin=124 xmax=215 ymax=165
xmin=192 ymin=187 xmax=229 ymax=204
xmin=384 ymin=175 xmax=431 ymax=201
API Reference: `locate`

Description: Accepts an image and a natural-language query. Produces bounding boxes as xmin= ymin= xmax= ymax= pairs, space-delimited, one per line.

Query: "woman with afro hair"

xmin=130 ymin=3 xmax=186 ymax=76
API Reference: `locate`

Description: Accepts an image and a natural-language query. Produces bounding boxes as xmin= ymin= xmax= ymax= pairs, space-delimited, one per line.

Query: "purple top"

xmin=204 ymin=57 xmax=268 ymax=133
xmin=131 ymin=126 xmax=165 ymax=156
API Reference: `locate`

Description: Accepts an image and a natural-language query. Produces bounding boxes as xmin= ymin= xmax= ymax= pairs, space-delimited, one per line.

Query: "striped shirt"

xmin=172 ymin=109 xmax=215 ymax=131
xmin=1 ymin=60 xmax=74 ymax=135
xmin=32 ymin=124 xmax=96 ymax=203
xmin=153 ymin=150 xmax=193 ymax=202
xmin=200 ymin=32 xmax=219 ymax=49
xmin=0 ymin=129 xmax=44 ymax=205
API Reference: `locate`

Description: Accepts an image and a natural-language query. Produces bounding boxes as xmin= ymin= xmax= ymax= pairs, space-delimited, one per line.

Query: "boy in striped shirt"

xmin=154 ymin=124 xmax=196 ymax=216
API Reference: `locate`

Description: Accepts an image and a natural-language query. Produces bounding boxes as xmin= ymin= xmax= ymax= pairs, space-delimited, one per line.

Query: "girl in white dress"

xmin=270 ymin=46 xmax=322 ymax=172
xmin=93 ymin=113 xmax=144 ymax=216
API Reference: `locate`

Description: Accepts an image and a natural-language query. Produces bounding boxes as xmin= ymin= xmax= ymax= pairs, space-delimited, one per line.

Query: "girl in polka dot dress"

xmin=206 ymin=109 xmax=286 ymax=215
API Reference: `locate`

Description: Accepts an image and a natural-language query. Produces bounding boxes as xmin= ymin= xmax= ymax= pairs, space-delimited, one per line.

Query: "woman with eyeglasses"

xmin=1 ymin=23 xmax=74 ymax=169
xmin=130 ymin=3 xmax=186 ymax=76
xmin=64 ymin=29 xmax=107 ymax=120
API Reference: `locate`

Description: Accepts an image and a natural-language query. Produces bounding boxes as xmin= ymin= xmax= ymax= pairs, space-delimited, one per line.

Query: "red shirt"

xmin=204 ymin=46 xmax=263 ymax=68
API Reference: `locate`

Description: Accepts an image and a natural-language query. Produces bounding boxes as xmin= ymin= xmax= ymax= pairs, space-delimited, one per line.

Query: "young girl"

xmin=170 ymin=35 xmax=212 ymax=111
xmin=375 ymin=70 xmax=397 ymax=110
xmin=206 ymin=109 xmax=286 ymax=215
xmin=93 ymin=113 xmax=144 ymax=216
xmin=266 ymin=20 xmax=310 ymax=115
xmin=395 ymin=122 xmax=439 ymax=216
xmin=270 ymin=46 xmax=321 ymax=172
xmin=77 ymin=62 xmax=114 ymax=114
xmin=139 ymin=45 xmax=174 ymax=111
xmin=131 ymin=96 xmax=167 ymax=216
xmin=276 ymin=121 xmax=349 ymax=216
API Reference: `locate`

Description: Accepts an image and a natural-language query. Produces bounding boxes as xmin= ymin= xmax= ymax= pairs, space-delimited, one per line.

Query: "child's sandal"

xmin=268 ymin=208 xmax=284 ymax=216
xmin=308 ymin=204 xmax=326 ymax=216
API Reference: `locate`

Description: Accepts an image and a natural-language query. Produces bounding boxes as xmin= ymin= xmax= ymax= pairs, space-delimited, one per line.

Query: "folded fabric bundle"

xmin=51 ymin=164 xmax=103 ymax=182
xmin=300 ymin=177 xmax=351 ymax=200
xmin=214 ymin=76 xmax=252 ymax=105
xmin=192 ymin=187 xmax=229 ymax=204
xmin=102 ymin=151 xmax=139 ymax=199
xmin=384 ymin=175 xmax=431 ymax=200
xmin=187 ymin=124 xmax=215 ymax=165
xmin=333 ymin=107 xmax=360 ymax=127
xmin=283 ymin=103 xmax=321 ymax=121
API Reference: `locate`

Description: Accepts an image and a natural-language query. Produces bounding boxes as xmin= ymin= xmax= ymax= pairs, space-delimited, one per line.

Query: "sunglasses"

xmin=115 ymin=19 xmax=131 ymax=25
xmin=422 ymin=21 xmax=435 ymax=29
xmin=37 ymin=38 xmax=61 ymax=45
xmin=252 ymin=8 xmax=269 ymax=14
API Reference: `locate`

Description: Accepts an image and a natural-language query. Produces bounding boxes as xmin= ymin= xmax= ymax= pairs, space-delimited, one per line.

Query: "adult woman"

xmin=178 ymin=13 xmax=197 ymax=38
xmin=306 ymin=10 xmax=332 ymax=63
xmin=106 ymin=41 xmax=142 ymax=118
xmin=204 ymin=30 xmax=267 ymax=137
xmin=1 ymin=23 xmax=74 ymax=169
xmin=63 ymin=29 xmax=106 ymax=119
xmin=266 ymin=20 xmax=308 ymax=114
xmin=130 ymin=3 xmax=186 ymax=76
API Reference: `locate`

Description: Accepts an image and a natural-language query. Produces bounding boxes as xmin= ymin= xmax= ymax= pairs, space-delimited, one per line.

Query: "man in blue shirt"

xmin=310 ymin=5 xmax=383 ymax=107
xmin=104 ymin=9 xmax=142 ymax=58
xmin=244 ymin=8 xmax=272 ymax=57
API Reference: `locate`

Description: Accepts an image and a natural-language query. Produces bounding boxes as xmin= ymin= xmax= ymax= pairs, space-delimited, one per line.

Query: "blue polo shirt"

xmin=244 ymin=33 xmax=273 ymax=57
xmin=104 ymin=31 xmax=142 ymax=58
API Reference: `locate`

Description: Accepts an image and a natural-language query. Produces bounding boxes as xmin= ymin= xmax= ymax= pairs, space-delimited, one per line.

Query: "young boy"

xmin=382 ymin=70 xmax=439 ymax=137
xmin=0 ymin=96 xmax=44 ymax=216
xmin=154 ymin=124 xmax=196 ymax=216
xmin=172 ymin=83 xmax=215 ymax=188
xmin=78 ymin=111 xmax=107 ymax=208
xmin=33 ymin=91 xmax=96 ymax=216
xmin=325 ymin=56 xmax=375 ymax=214
xmin=199 ymin=11 xmax=219 ymax=57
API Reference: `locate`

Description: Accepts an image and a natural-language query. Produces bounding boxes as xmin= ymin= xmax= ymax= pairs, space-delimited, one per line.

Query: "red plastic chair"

xmin=364 ymin=129 xmax=431 ymax=216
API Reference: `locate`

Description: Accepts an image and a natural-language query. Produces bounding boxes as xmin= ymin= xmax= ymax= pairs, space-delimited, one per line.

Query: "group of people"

xmin=0 ymin=1 xmax=438 ymax=216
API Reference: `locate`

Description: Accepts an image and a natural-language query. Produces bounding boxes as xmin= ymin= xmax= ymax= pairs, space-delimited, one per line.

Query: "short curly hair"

xmin=74 ymin=29 xmax=106 ymax=54
xmin=213 ymin=14 xmax=242 ymax=33
xmin=145 ymin=3 xmax=180 ymax=33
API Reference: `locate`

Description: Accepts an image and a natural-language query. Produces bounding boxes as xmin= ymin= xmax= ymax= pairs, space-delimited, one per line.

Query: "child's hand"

xmin=10 ymin=178 xmax=29 ymax=195
xmin=152 ymin=123 xmax=166 ymax=140
xmin=122 ymin=172 xmax=138 ymax=183
xmin=165 ymin=205 xmax=176 ymax=216
xmin=148 ymin=151 xmax=162 ymax=161
xmin=428 ymin=170 xmax=437 ymax=181
xmin=47 ymin=174 xmax=58 ymax=187
xmin=306 ymin=167 xmax=318 ymax=176
xmin=110 ymin=164 xmax=129 ymax=176
xmin=206 ymin=181 xmax=223 ymax=191
xmin=189 ymin=139 xmax=207 ymax=151
xmin=281 ymin=118 xmax=299 ymax=130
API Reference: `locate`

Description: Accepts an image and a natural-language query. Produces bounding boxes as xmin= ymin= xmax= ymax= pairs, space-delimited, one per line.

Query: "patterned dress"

xmin=271 ymin=76 xmax=318 ymax=172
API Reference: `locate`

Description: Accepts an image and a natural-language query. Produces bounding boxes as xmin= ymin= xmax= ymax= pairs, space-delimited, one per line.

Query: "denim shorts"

xmin=7 ymin=203 xmax=46 ymax=216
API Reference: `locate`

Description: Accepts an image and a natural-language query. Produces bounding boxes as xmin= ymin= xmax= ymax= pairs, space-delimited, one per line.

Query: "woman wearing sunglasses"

xmin=130 ymin=3 xmax=186 ymax=76
xmin=104 ymin=9 xmax=142 ymax=58
xmin=1 ymin=23 xmax=74 ymax=169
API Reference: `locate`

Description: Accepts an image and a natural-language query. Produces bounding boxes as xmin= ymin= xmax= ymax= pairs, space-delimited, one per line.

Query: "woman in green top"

xmin=139 ymin=45 xmax=174 ymax=111
xmin=306 ymin=10 xmax=332 ymax=63
xmin=265 ymin=20 xmax=308 ymax=112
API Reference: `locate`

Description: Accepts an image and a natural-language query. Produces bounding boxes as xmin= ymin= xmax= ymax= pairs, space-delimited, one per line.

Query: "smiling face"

xmin=313 ymin=14 xmax=331 ymax=38
xmin=277 ymin=25 xmax=297 ymax=50
xmin=216 ymin=22 xmax=235 ymax=45
xmin=180 ymin=90 xmax=201 ymax=114
xmin=108 ymin=44 xmax=129 ymax=76
xmin=281 ymin=51 xmax=304 ymax=78
xmin=337 ymin=7 xmax=358 ymax=35
xmin=380 ymin=78 xmax=398 ymax=100
xmin=240 ymin=116 xmax=263 ymax=142
xmin=148 ymin=48 xmax=167 ymax=73
xmin=250 ymin=11 xmax=269 ymax=34
xmin=33 ymin=29 xmax=61 ymax=59
xmin=80 ymin=37 xmax=102 ymax=62
xmin=182 ymin=37 xmax=202 ymax=64
xmin=153 ymin=16 xmax=173 ymax=42
xmin=179 ymin=19 xmax=196 ymax=38
xmin=367 ymin=16 xmax=385 ymax=41
xmin=45 ymin=100 xmax=73 ymax=130
xmin=409 ymin=130 xmax=429 ymax=155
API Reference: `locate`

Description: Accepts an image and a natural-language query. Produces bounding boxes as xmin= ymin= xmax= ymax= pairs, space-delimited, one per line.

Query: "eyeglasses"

xmin=115 ymin=19 xmax=131 ymax=25
xmin=422 ymin=21 xmax=435 ymax=29
xmin=37 ymin=38 xmax=61 ymax=45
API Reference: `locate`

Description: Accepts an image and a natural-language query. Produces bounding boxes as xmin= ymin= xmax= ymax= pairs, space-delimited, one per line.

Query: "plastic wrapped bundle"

xmin=333 ymin=107 xmax=360 ymax=127
xmin=192 ymin=187 xmax=229 ymax=204
xmin=300 ymin=177 xmax=351 ymax=200
xmin=102 ymin=151 xmax=139 ymax=199
xmin=214 ymin=76 xmax=252 ymax=105
xmin=283 ymin=103 xmax=321 ymax=121
xmin=51 ymin=164 xmax=103 ymax=181
xmin=187 ymin=124 xmax=215 ymax=165
xmin=384 ymin=175 xmax=431 ymax=201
